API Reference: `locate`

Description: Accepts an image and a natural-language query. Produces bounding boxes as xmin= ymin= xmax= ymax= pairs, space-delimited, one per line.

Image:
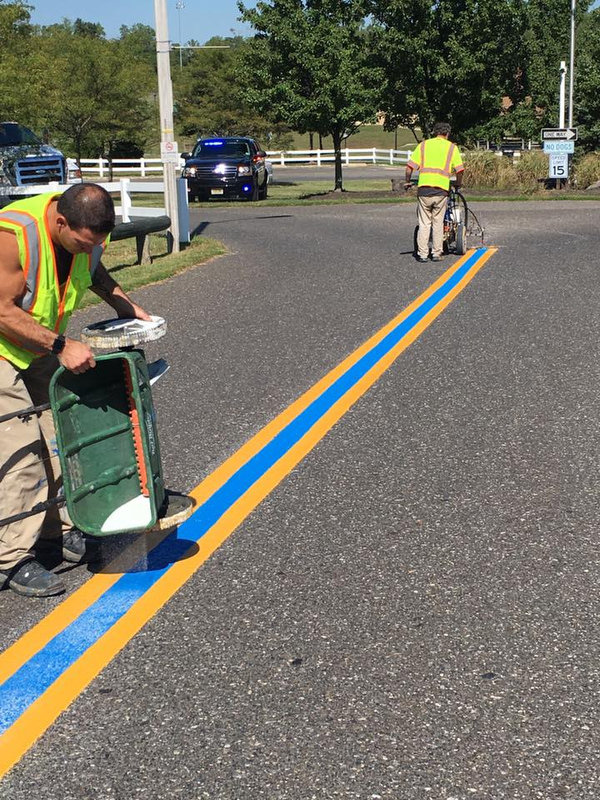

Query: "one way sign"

xmin=541 ymin=128 xmax=578 ymax=141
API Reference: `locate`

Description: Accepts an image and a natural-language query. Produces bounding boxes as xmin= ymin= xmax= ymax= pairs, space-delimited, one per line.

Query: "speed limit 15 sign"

xmin=548 ymin=153 xmax=569 ymax=178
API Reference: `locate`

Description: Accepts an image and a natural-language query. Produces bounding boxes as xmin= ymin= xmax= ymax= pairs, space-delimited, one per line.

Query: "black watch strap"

xmin=51 ymin=334 xmax=66 ymax=355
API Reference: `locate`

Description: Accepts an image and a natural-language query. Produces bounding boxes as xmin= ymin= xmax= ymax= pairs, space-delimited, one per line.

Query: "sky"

xmin=28 ymin=1 xmax=258 ymax=42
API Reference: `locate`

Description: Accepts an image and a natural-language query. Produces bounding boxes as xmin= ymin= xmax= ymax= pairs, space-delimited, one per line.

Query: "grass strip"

xmin=80 ymin=234 xmax=227 ymax=309
xmin=185 ymin=179 xmax=600 ymax=208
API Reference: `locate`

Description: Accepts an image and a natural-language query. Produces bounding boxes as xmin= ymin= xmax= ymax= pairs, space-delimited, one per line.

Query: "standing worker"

xmin=0 ymin=183 xmax=151 ymax=597
xmin=404 ymin=122 xmax=465 ymax=263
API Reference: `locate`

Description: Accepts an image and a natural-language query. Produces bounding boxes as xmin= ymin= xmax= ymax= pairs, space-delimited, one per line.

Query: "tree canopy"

xmin=0 ymin=0 xmax=598 ymax=166
xmin=238 ymin=0 xmax=383 ymax=189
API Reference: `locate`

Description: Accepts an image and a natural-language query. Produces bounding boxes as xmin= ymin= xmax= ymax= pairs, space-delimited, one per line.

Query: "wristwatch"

xmin=50 ymin=334 xmax=66 ymax=355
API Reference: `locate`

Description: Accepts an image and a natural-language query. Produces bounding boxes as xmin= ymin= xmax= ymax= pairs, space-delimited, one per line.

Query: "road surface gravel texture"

xmin=2 ymin=199 xmax=600 ymax=799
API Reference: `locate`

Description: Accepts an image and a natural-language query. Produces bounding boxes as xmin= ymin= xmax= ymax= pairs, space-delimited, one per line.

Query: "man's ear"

xmin=55 ymin=213 xmax=68 ymax=231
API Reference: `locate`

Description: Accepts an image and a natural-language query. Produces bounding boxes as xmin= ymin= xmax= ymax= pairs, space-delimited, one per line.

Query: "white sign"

xmin=541 ymin=127 xmax=577 ymax=141
xmin=544 ymin=140 xmax=574 ymax=154
xmin=160 ymin=140 xmax=180 ymax=164
xmin=549 ymin=153 xmax=569 ymax=179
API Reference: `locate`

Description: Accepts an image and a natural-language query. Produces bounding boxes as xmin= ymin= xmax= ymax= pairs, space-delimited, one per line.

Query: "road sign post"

xmin=541 ymin=128 xmax=577 ymax=188
xmin=543 ymin=140 xmax=575 ymax=154
xmin=541 ymin=128 xmax=578 ymax=141
xmin=548 ymin=153 xmax=569 ymax=179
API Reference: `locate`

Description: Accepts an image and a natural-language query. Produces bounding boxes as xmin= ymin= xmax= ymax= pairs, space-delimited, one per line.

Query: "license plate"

xmin=211 ymin=188 xmax=224 ymax=195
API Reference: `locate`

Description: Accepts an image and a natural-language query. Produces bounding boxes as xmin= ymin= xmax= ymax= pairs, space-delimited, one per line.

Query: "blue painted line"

xmin=0 ymin=249 xmax=489 ymax=735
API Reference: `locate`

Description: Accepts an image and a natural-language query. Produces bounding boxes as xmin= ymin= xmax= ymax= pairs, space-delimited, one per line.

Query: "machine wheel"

xmin=455 ymin=223 xmax=467 ymax=255
xmin=149 ymin=491 xmax=195 ymax=532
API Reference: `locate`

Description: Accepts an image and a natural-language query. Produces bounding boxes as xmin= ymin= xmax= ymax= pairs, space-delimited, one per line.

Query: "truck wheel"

xmin=258 ymin=178 xmax=268 ymax=200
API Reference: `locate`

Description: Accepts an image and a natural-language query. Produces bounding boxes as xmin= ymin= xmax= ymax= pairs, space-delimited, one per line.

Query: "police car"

xmin=181 ymin=136 xmax=269 ymax=202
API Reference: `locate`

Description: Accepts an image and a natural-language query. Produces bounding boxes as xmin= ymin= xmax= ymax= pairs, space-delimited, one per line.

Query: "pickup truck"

xmin=0 ymin=121 xmax=67 ymax=191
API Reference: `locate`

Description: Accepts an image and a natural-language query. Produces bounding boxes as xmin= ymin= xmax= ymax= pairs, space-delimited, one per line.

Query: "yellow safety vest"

xmin=0 ymin=192 xmax=106 ymax=369
xmin=407 ymin=136 xmax=464 ymax=191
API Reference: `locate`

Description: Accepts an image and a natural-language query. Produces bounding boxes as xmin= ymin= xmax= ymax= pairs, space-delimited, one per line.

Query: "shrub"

xmin=514 ymin=150 xmax=548 ymax=189
xmin=574 ymin=153 xmax=600 ymax=188
xmin=462 ymin=150 xmax=522 ymax=190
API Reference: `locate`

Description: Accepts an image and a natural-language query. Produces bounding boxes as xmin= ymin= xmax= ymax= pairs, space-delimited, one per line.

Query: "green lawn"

xmin=286 ymin=125 xmax=420 ymax=152
xmin=80 ymin=234 xmax=227 ymax=309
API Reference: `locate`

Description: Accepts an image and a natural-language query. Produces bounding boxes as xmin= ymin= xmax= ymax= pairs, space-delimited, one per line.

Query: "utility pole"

xmin=568 ymin=0 xmax=576 ymax=127
xmin=559 ymin=60 xmax=567 ymax=128
xmin=154 ymin=0 xmax=180 ymax=252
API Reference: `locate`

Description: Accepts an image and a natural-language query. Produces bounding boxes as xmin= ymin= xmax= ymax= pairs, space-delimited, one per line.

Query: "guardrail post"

xmin=99 ymin=158 xmax=105 ymax=179
xmin=317 ymin=149 xmax=321 ymax=167
xmin=281 ymin=151 xmax=285 ymax=166
xmin=141 ymin=158 xmax=146 ymax=178
xmin=120 ymin=178 xmax=132 ymax=223
xmin=390 ymin=149 xmax=394 ymax=165
xmin=372 ymin=148 xmax=377 ymax=164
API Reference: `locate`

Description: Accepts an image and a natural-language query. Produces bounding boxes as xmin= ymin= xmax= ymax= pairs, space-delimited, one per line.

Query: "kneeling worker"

xmin=404 ymin=121 xmax=465 ymax=262
xmin=0 ymin=183 xmax=151 ymax=597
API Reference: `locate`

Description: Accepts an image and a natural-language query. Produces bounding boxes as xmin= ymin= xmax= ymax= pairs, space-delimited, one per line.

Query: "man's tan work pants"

xmin=416 ymin=194 xmax=448 ymax=259
xmin=0 ymin=356 xmax=70 ymax=571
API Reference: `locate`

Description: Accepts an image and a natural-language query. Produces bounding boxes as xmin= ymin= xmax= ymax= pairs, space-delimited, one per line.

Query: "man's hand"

xmin=58 ymin=339 xmax=96 ymax=374
xmin=91 ymin=262 xmax=152 ymax=321
xmin=123 ymin=301 xmax=152 ymax=322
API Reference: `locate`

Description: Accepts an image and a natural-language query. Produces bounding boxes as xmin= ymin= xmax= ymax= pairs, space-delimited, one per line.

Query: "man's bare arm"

xmin=91 ymin=262 xmax=151 ymax=320
xmin=0 ymin=229 xmax=95 ymax=373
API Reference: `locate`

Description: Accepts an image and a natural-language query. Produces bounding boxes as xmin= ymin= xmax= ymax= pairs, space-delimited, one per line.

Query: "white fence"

xmin=79 ymin=147 xmax=412 ymax=177
xmin=266 ymin=148 xmax=411 ymax=166
xmin=0 ymin=178 xmax=190 ymax=244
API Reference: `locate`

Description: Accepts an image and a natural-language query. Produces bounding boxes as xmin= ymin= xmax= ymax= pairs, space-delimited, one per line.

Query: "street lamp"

xmin=176 ymin=1 xmax=185 ymax=70
xmin=568 ymin=0 xmax=575 ymax=127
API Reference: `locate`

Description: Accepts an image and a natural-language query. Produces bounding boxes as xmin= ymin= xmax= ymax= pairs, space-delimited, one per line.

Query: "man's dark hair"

xmin=433 ymin=122 xmax=451 ymax=137
xmin=57 ymin=183 xmax=115 ymax=234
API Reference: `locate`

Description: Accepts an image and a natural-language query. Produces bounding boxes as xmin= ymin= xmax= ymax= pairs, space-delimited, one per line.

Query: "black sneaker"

xmin=62 ymin=528 xmax=101 ymax=564
xmin=431 ymin=255 xmax=444 ymax=262
xmin=416 ymin=256 xmax=428 ymax=263
xmin=0 ymin=559 xmax=65 ymax=598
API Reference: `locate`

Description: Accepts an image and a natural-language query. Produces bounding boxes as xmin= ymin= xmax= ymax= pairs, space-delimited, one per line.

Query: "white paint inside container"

xmin=101 ymin=494 xmax=153 ymax=533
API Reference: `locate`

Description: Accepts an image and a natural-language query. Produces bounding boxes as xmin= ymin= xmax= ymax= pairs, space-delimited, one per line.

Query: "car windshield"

xmin=193 ymin=140 xmax=250 ymax=158
xmin=0 ymin=123 xmax=42 ymax=147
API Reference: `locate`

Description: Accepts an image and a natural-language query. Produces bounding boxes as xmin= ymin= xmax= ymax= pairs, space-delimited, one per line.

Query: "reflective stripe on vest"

xmin=0 ymin=193 xmax=101 ymax=369
xmin=414 ymin=138 xmax=460 ymax=191
xmin=418 ymin=142 xmax=455 ymax=179
xmin=0 ymin=209 xmax=42 ymax=311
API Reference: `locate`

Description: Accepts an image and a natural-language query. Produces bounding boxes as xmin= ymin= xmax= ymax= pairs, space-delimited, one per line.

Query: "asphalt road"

xmin=2 ymin=198 xmax=600 ymax=798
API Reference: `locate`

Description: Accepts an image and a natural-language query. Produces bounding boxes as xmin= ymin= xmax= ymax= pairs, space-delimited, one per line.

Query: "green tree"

xmin=73 ymin=18 xmax=105 ymax=38
xmin=119 ymin=23 xmax=157 ymax=71
xmin=575 ymin=7 xmax=600 ymax=150
xmin=367 ymin=0 xmax=527 ymax=143
xmin=174 ymin=36 xmax=293 ymax=149
xmin=30 ymin=26 xmax=154 ymax=166
xmin=0 ymin=1 xmax=34 ymax=121
xmin=237 ymin=0 xmax=382 ymax=190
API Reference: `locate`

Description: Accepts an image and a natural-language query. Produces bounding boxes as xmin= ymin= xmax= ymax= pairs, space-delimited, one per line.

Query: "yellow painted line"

xmin=0 ymin=248 xmax=496 ymax=779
